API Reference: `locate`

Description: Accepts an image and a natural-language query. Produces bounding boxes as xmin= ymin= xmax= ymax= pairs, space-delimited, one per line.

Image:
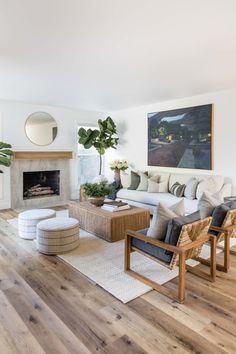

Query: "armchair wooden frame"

xmin=195 ymin=209 xmax=236 ymax=272
xmin=125 ymin=217 xmax=216 ymax=304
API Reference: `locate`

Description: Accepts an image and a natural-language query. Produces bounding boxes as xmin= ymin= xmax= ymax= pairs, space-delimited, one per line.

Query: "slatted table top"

xmin=69 ymin=201 xmax=150 ymax=218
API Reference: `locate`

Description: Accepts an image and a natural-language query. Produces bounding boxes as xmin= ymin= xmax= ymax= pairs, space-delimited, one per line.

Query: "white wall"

xmin=106 ymin=88 xmax=236 ymax=193
xmin=0 ymin=100 xmax=102 ymax=209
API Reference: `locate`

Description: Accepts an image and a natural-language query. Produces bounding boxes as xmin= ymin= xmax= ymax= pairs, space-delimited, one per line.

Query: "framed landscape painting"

xmin=148 ymin=104 xmax=213 ymax=170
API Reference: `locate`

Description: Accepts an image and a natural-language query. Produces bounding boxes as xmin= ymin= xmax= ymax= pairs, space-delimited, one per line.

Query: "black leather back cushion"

xmin=164 ymin=211 xmax=200 ymax=255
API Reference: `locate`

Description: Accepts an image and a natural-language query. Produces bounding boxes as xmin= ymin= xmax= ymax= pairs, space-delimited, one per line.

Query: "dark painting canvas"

xmin=148 ymin=104 xmax=213 ymax=170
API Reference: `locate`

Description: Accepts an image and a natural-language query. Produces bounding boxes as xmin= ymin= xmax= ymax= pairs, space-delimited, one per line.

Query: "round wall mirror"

xmin=25 ymin=112 xmax=58 ymax=146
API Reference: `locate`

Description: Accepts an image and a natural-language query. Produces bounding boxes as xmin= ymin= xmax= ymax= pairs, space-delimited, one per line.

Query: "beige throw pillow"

xmin=198 ymin=191 xmax=224 ymax=219
xmin=147 ymin=178 xmax=168 ymax=193
xmin=147 ymin=200 xmax=185 ymax=240
xmin=196 ymin=176 xmax=224 ymax=200
xmin=137 ymin=172 xmax=149 ymax=191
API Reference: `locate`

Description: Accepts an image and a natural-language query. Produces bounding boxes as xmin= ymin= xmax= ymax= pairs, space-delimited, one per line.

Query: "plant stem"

xmin=99 ymin=153 xmax=102 ymax=175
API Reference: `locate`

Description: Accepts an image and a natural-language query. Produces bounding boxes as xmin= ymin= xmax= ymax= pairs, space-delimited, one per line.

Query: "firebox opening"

xmin=23 ymin=170 xmax=60 ymax=200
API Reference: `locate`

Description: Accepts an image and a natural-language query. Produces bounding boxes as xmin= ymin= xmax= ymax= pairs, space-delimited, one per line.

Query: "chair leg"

xmin=224 ymin=233 xmax=231 ymax=272
xmin=124 ymin=234 xmax=131 ymax=271
xmin=195 ymin=234 xmax=231 ymax=273
xmin=210 ymin=235 xmax=216 ymax=281
xmin=124 ymin=243 xmax=186 ymax=303
xmin=178 ymin=252 xmax=186 ymax=303
xmin=186 ymin=236 xmax=216 ymax=282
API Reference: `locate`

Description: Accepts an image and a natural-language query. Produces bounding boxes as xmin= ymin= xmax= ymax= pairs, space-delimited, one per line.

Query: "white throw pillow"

xmin=147 ymin=200 xmax=185 ymax=240
xmin=198 ymin=191 xmax=224 ymax=219
xmin=120 ymin=172 xmax=131 ymax=189
xmin=137 ymin=172 xmax=149 ymax=191
xmin=184 ymin=177 xmax=199 ymax=200
xmin=196 ymin=176 xmax=224 ymax=200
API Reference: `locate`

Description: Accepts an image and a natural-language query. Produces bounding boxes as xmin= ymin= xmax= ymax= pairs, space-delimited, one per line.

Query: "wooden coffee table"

xmin=68 ymin=201 xmax=150 ymax=242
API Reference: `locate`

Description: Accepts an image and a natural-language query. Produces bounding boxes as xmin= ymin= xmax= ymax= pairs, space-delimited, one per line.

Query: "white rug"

xmin=7 ymin=211 xmax=236 ymax=303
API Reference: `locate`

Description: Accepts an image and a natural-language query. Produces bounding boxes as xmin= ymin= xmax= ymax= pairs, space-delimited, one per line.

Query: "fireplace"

xmin=23 ymin=170 xmax=60 ymax=200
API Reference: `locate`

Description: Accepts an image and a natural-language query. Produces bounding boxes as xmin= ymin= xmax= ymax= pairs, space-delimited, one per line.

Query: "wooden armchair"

xmin=125 ymin=217 xmax=216 ymax=304
xmin=196 ymin=209 xmax=236 ymax=272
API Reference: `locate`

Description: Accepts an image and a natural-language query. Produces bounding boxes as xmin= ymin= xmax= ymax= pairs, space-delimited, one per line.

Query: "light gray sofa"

xmin=117 ymin=171 xmax=232 ymax=215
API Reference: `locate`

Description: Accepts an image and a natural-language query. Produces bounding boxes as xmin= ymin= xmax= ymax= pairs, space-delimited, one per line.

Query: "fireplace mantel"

xmin=12 ymin=151 xmax=73 ymax=160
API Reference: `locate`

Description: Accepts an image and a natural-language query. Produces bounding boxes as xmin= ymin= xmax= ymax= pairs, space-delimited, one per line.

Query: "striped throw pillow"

xmin=170 ymin=182 xmax=186 ymax=197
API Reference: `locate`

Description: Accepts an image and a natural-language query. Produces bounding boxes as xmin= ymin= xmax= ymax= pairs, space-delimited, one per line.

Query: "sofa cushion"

xmin=137 ymin=172 xmax=149 ymax=191
xmin=164 ymin=211 xmax=200 ymax=254
xmin=117 ymin=189 xmax=199 ymax=214
xmin=131 ymin=236 xmax=172 ymax=264
xmin=196 ymin=176 xmax=224 ymax=200
xmin=170 ymin=182 xmax=186 ymax=197
xmin=128 ymin=171 xmax=140 ymax=190
xmin=198 ymin=191 xmax=224 ymax=219
xmin=147 ymin=200 xmax=185 ymax=240
xmin=184 ymin=177 xmax=199 ymax=200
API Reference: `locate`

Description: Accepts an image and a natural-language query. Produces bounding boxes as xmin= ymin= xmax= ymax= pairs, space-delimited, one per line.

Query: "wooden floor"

xmin=0 ymin=208 xmax=236 ymax=354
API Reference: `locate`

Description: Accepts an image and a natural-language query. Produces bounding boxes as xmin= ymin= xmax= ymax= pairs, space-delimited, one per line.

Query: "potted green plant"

xmin=78 ymin=117 xmax=119 ymax=177
xmin=83 ymin=181 xmax=111 ymax=206
xmin=0 ymin=142 xmax=13 ymax=172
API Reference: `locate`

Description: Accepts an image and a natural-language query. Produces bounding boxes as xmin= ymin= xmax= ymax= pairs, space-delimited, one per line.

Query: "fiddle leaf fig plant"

xmin=78 ymin=117 xmax=119 ymax=175
xmin=0 ymin=142 xmax=13 ymax=173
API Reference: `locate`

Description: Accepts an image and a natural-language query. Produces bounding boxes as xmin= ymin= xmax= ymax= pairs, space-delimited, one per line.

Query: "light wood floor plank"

xmin=0 ymin=208 xmax=236 ymax=353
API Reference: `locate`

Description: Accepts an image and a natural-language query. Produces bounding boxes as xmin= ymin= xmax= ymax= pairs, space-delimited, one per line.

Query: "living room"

xmin=0 ymin=1 xmax=236 ymax=353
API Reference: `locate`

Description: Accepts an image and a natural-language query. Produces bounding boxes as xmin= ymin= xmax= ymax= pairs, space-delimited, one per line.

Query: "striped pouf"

xmin=18 ymin=209 xmax=56 ymax=239
xmin=36 ymin=217 xmax=79 ymax=255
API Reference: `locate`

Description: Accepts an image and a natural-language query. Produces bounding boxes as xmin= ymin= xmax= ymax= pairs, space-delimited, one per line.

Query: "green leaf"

xmin=78 ymin=127 xmax=87 ymax=138
xmin=0 ymin=142 xmax=12 ymax=149
xmin=0 ymin=149 xmax=14 ymax=156
xmin=84 ymin=141 xmax=94 ymax=149
xmin=0 ymin=141 xmax=13 ymax=172
xmin=0 ymin=156 xmax=11 ymax=167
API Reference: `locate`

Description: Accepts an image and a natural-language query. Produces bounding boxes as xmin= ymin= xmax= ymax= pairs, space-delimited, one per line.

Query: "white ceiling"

xmin=0 ymin=0 xmax=236 ymax=111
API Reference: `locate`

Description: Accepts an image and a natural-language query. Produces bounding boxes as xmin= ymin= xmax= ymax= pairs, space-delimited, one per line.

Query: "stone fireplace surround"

xmin=11 ymin=153 xmax=71 ymax=210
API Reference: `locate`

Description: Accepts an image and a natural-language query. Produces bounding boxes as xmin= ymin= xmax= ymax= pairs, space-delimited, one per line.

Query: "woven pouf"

xmin=18 ymin=209 xmax=56 ymax=240
xmin=36 ymin=217 xmax=80 ymax=255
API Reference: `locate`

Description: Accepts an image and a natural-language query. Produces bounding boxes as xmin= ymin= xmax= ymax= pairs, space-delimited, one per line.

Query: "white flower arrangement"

xmin=110 ymin=159 xmax=128 ymax=171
